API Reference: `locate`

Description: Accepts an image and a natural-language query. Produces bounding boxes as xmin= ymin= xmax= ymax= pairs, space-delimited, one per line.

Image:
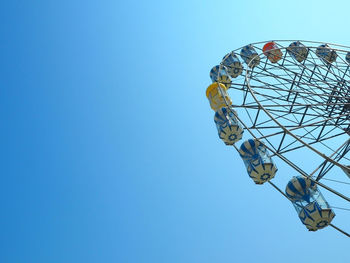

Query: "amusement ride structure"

xmin=206 ymin=40 xmax=350 ymax=237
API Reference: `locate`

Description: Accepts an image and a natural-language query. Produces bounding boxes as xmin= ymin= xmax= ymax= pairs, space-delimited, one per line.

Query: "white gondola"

xmin=316 ymin=44 xmax=337 ymax=64
xmin=239 ymin=139 xmax=277 ymax=184
xmin=222 ymin=53 xmax=243 ymax=78
xmin=209 ymin=65 xmax=231 ymax=89
xmin=240 ymin=45 xmax=260 ymax=68
xmin=285 ymin=176 xmax=335 ymax=231
xmin=287 ymin=41 xmax=308 ymax=63
xmin=214 ymin=107 xmax=243 ymax=145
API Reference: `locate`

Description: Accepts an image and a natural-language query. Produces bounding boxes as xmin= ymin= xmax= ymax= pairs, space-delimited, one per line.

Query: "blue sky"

xmin=1 ymin=0 xmax=350 ymax=262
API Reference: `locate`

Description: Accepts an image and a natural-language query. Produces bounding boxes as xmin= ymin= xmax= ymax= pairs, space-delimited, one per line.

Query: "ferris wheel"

xmin=206 ymin=40 xmax=350 ymax=237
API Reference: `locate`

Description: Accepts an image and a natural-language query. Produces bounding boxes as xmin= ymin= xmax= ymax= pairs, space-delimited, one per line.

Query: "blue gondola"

xmin=287 ymin=41 xmax=308 ymax=63
xmin=209 ymin=65 xmax=231 ymax=89
xmin=316 ymin=44 xmax=337 ymax=64
xmin=214 ymin=107 xmax=243 ymax=145
xmin=239 ymin=139 xmax=277 ymax=184
xmin=285 ymin=176 xmax=335 ymax=231
xmin=240 ymin=45 xmax=260 ymax=68
xmin=222 ymin=53 xmax=243 ymax=78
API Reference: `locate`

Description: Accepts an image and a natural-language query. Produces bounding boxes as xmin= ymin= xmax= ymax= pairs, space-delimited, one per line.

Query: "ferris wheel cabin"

xmin=286 ymin=176 xmax=335 ymax=231
xmin=239 ymin=139 xmax=277 ymax=184
xmin=214 ymin=107 xmax=244 ymax=145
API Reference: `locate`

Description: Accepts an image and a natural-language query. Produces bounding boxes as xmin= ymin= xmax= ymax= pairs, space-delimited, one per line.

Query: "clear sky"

xmin=1 ymin=0 xmax=350 ymax=262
